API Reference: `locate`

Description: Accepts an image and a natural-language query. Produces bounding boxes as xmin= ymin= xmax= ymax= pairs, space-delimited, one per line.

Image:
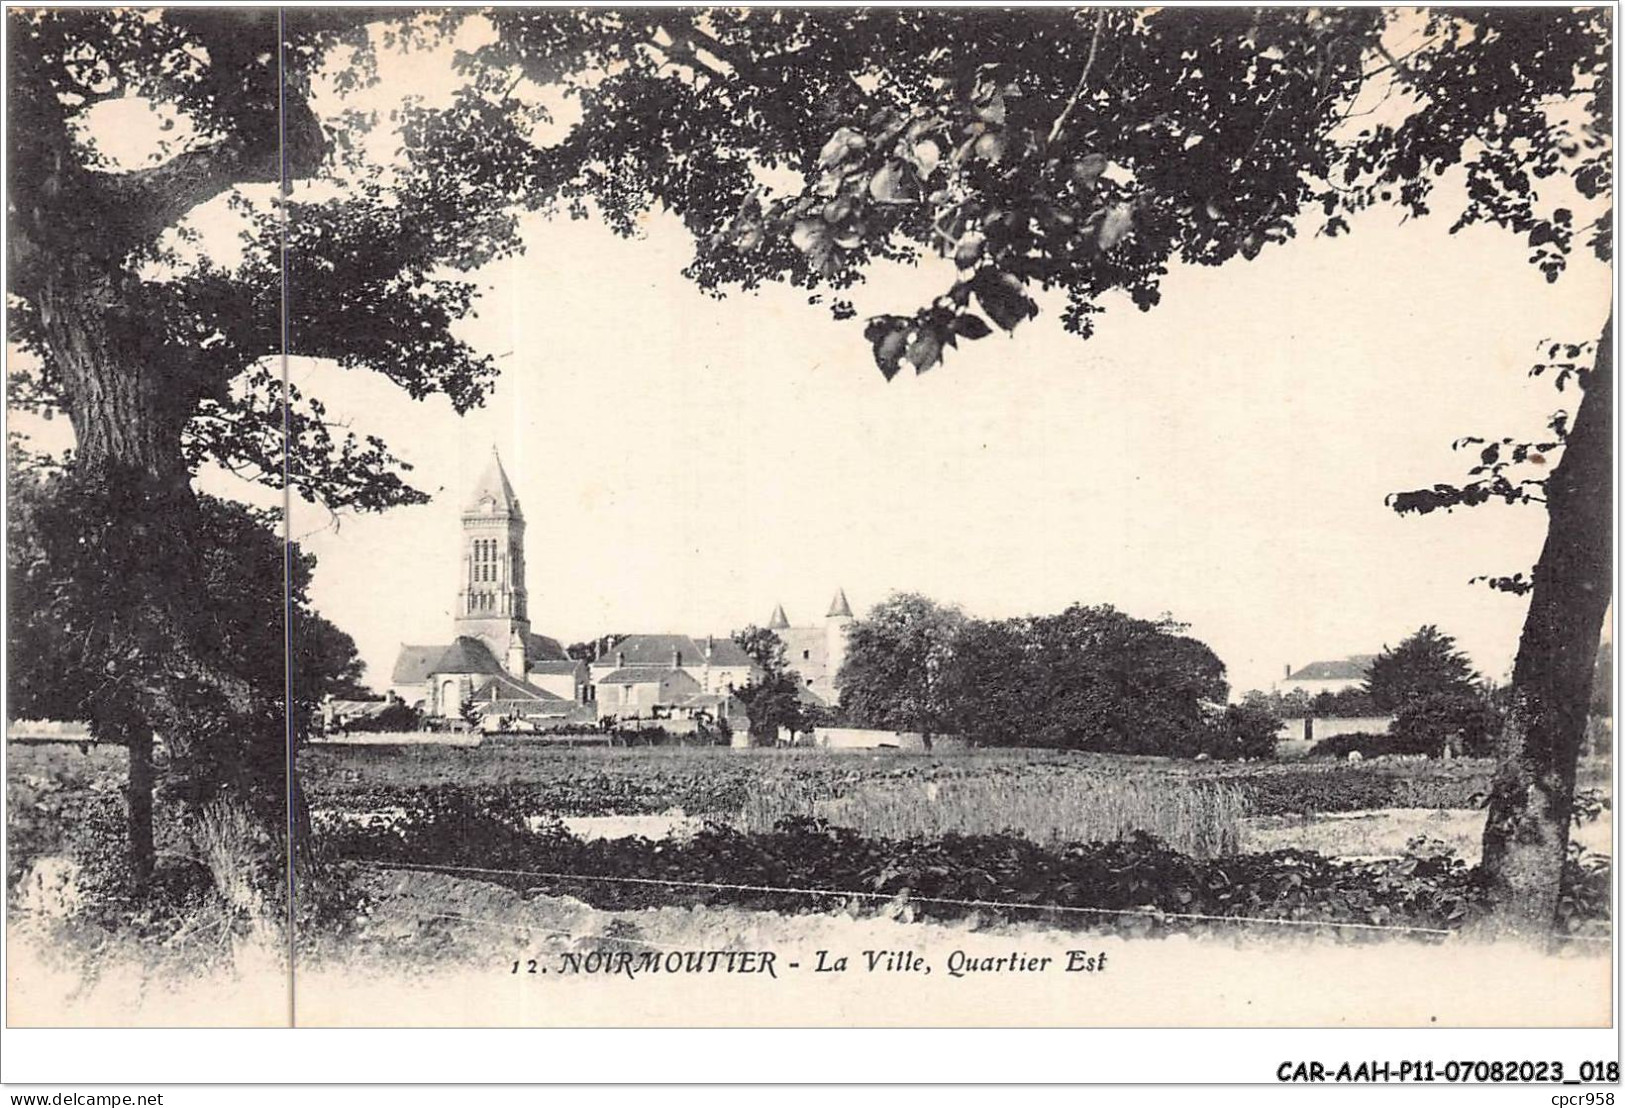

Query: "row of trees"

xmin=819 ymin=593 xmax=1277 ymax=759
xmin=7 ymin=7 xmax=1609 ymax=932
xmin=1261 ymin=625 xmax=1503 ymax=758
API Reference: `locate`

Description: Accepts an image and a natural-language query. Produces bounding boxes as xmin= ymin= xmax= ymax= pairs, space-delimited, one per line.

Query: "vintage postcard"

xmin=4 ymin=4 xmax=1615 ymax=1039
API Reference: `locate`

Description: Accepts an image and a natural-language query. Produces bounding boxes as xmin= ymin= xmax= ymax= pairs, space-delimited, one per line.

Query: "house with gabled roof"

xmin=587 ymin=633 xmax=759 ymax=713
xmin=1276 ymin=655 xmax=1377 ymax=698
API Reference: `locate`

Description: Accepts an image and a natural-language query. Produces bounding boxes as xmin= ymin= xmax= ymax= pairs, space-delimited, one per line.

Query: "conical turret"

xmin=826 ymin=587 xmax=853 ymax=619
xmin=465 ymin=446 xmax=522 ymax=519
xmin=768 ymin=603 xmax=790 ymax=630
xmin=825 ymin=587 xmax=853 ymax=701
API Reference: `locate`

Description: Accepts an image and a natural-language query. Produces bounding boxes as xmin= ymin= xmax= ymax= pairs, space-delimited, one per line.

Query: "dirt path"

xmin=288 ymin=869 xmax=1608 ymax=1028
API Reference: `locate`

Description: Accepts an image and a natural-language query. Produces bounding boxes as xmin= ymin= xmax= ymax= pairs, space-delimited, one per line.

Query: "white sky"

xmin=275 ymin=201 xmax=1607 ymax=696
xmin=14 ymin=12 xmax=1613 ymax=698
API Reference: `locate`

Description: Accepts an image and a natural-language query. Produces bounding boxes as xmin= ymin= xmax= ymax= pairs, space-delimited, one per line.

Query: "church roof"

xmin=593 ymin=634 xmax=754 ymax=668
xmin=391 ymin=645 xmax=445 ymax=686
xmin=827 ymin=588 xmax=853 ymax=618
xmin=768 ymin=603 xmax=790 ymax=630
xmin=527 ymin=659 xmax=586 ymax=675
xmin=436 ymin=636 xmax=508 ymax=675
xmin=473 ymin=669 xmax=562 ymax=702
xmin=390 ymin=636 xmax=507 ymax=685
xmin=524 ymin=631 xmax=570 ymax=663
xmin=464 ymin=447 xmax=522 ymax=519
xmin=393 ymin=633 xmax=570 ymax=685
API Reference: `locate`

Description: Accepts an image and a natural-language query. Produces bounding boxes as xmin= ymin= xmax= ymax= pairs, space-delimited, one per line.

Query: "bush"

xmin=1308 ymin=732 xmax=1426 ymax=760
xmin=1390 ymin=692 xmax=1501 ymax=757
xmin=1195 ymin=704 xmax=1280 ymax=760
xmin=344 ymin=703 xmax=422 ymax=733
xmin=1309 ymin=687 xmax=1379 ymax=718
xmin=323 ymin=812 xmax=1505 ymax=941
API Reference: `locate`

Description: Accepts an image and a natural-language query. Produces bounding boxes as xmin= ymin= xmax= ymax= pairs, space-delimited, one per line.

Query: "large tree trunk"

xmin=125 ymin=726 xmax=156 ymax=892
xmin=38 ymin=256 xmax=296 ymax=911
xmin=1479 ymin=312 xmax=1614 ymax=934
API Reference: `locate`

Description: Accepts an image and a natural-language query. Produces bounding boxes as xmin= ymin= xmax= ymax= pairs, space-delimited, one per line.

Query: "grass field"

xmin=14 ymin=740 xmax=1612 ymax=869
xmin=6 ymin=738 xmax=1613 ymax=1023
xmin=299 ymin=740 xmax=1613 ymax=860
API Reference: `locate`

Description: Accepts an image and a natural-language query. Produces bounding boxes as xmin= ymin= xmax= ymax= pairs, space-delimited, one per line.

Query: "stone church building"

xmin=388 ymin=451 xmax=854 ymax=732
xmin=389 ymin=449 xmax=590 ymax=723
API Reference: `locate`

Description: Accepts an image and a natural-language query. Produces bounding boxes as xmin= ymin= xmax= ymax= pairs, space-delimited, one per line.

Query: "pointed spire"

xmin=466 ymin=445 xmax=522 ymax=518
xmin=826 ymin=587 xmax=853 ymax=619
xmin=768 ymin=603 xmax=790 ymax=630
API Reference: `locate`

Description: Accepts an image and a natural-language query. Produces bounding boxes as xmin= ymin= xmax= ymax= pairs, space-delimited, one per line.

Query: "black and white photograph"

xmin=2 ymin=0 xmax=1616 ymax=1057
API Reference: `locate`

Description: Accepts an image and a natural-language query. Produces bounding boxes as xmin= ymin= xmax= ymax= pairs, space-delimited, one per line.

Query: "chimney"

xmin=673 ymin=646 xmax=683 ymax=667
xmin=1284 ymin=664 xmax=1292 ymax=680
xmin=705 ymin=635 xmax=714 ymax=661
xmin=616 ymin=650 xmax=625 ymax=668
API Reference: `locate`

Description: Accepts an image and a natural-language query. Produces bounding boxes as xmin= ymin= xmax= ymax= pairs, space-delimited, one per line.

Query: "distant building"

xmin=587 ymin=634 xmax=756 ymax=729
xmin=766 ymin=588 xmax=855 ymax=706
xmin=588 ymin=634 xmax=757 ymax=695
xmin=594 ymin=667 xmax=703 ymax=717
xmin=390 ymin=449 xmax=592 ymax=726
xmin=1276 ymin=655 xmax=1376 ymax=698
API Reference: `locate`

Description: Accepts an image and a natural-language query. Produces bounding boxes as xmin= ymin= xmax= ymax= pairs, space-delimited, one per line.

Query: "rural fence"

xmin=348 ymin=858 xmax=1611 ymax=946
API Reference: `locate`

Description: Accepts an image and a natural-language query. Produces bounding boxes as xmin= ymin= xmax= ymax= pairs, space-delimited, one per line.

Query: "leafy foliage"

xmin=1310 ymin=687 xmax=1380 ymax=719
xmin=442 ymin=8 xmax=1609 ymax=378
xmin=839 ymin=593 xmax=967 ymax=734
xmin=940 ymin=604 xmax=1229 ymax=755
xmin=1390 ymin=692 xmax=1502 ymax=758
xmin=1196 ymin=703 xmax=1281 ymax=761
xmin=8 ymin=466 xmax=364 ymax=730
xmin=840 ymin=595 xmax=1230 ymax=754
xmin=320 ymin=799 xmax=1575 ymax=942
xmin=729 ymin=624 xmax=810 ymax=743
xmin=340 ymin=703 xmax=424 ymax=735
xmin=9 ymin=9 xmax=513 ymax=510
xmin=1238 ymin=685 xmax=1379 ymax=721
xmin=1364 ymin=625 xmax=1481 ymax=713
xmin=1387 ymin=343 xmax=1593 ymax=595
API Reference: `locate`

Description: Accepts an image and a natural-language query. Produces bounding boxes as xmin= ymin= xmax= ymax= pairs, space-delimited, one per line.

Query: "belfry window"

xmin=473 ymin=538 xmax=499 ymax=584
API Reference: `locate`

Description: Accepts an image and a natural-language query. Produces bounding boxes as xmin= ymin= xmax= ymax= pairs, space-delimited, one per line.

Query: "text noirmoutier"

xmin=513 ymin=948 xmax=1109 ymax=980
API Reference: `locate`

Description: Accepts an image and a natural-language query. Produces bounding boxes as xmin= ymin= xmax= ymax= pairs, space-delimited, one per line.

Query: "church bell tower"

xmin=454 ymin=447 xmax=531 ymax=668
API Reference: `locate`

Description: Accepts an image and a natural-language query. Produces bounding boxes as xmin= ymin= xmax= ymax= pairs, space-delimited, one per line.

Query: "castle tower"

xmin=454 ymin=447 xmax=531 ymax=667
xmin=824 ymin=587 xmax=854 ymax=694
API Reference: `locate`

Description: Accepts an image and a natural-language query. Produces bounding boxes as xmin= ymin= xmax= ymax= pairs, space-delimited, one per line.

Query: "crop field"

xmin=8 ymin=738 xmax=1613 ymax=993
xmin=301 ymin=740 xmax=1613 ymax=856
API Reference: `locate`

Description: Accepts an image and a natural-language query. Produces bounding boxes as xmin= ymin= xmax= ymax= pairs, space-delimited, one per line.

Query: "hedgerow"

xmin=319 ymin=793 xmax=1609 ymax=942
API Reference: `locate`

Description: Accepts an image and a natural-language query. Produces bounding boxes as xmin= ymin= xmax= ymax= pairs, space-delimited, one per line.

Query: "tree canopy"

xmin=839 ymin=593 xmax=966 ymax=735
xmin=6 ymin=5 xmax=1611 ymax=929
xmin=730 ymin=624 xmax=816 ymax=743
xmin=948 ymin=604 xmax=1229 ymax=754
xmin=842 ymin=596 xmax=1229 ymax=754
xmin=1364 ymin=624 xmax=1481 ymax=712
xmin=419 ymin=8 xmax=1608 ymax=379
